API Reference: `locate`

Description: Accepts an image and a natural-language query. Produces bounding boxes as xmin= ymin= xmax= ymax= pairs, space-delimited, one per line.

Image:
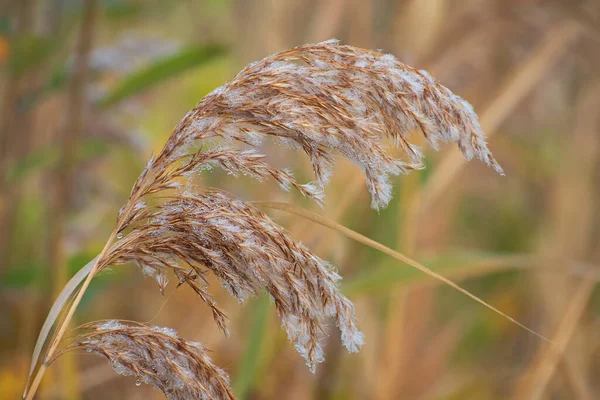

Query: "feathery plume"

xmin=27 ymin=39 xmax=503 ymax=400
xmin=56 ymin=321 xmax=234 ymax=400
xmin=105 ymin=190 xmax=363 ymax=371
xmin=78 ymin=40 xmax=502 ymax=370
xmin=96 ymin=40 xmax=500 ymax=369
xmin=151 ymin=38 xmax=503 ymax=209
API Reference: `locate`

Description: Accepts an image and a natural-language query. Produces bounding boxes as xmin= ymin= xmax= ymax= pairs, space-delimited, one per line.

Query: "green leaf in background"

xmin=0 ymin=16 xmax=10 ymax=35
xmin=22 ymin=65 xmax=70 ymax=110
xmin=97 ymin=43 xmax=227 ymax=108
xmin=4 ymin=145 xmax=61 ymax=184
xmin=103 ymin=1 xmax=144 ymax=22
xmin=8 ymin=35 xmax=58 ymax=77
xmin=233 ymin=295 xmax=270 ymax=400
xmin=0 ymin=262 xmax=44 ymax=289
xmin=76 ymin=255 xmax=128 ymax=312
xmin=342 ymin=252 xmax=533 ymax=297
xmin=0 ymin=251 xmax=116 ymax=291
xmin=4 ymin=138 xmax=110 ymax=184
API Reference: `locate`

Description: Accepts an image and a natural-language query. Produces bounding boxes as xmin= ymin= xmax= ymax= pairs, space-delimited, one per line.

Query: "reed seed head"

xmin=151 ymin=38 xmax=502 ymax=209
xmin=107 ymin=189 xmax=363 ymax=371
xmin=61 ymin=321 xmax=235 ymax=400
xmin=68 ymin=39 xmax=502 ymax=383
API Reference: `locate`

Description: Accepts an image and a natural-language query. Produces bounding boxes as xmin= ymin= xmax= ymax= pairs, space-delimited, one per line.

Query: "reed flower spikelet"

xmin=106 ymin=190 xmax=363 ymax=370
xmin=152 ymin=38 xmax=503 ymax=209
xmin=56 ymin=321 xmax=235 ymax=400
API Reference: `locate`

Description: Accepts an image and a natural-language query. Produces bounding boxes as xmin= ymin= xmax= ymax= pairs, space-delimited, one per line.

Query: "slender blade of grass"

xmin=256 ymin=201 xmax=554 ymax=345
xmin=25 ymin=256 xmax=97 ymax=392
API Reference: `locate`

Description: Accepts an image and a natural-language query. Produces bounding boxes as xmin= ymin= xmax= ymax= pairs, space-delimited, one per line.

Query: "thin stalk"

xmin=24 ymin=192 xmax=140 ymax=399
xmin=24 ymin=229 xmax=115 ymax=400
xmin=256 ymin=201 xmax=555 ymax=345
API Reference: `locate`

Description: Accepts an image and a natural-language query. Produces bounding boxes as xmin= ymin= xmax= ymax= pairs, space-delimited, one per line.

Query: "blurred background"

xmin=1 ymin=0 xmax=600 ymax=399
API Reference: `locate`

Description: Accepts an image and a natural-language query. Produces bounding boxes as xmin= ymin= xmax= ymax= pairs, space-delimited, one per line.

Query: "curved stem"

xmin=24 ymin=185 xmax=142 ymax=399
xmin=24 ymin=229 xmax=118 ymax=400
xmin=25 ymin=256 xmax=98 ymax=393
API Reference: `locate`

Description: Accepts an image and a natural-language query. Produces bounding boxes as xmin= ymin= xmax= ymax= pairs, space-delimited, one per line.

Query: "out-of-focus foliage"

xmin=97 ymin=43 xmax=227 ymax=108
xmin=233 ymin=296 xmax=270 ymax=399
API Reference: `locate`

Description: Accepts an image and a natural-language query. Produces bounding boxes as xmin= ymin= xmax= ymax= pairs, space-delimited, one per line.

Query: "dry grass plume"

xmin=25 ymin=40 xmax=502 ymax=400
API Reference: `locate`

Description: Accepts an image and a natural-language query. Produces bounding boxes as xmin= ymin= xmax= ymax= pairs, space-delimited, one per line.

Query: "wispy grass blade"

xmin=256 ymin=201 xmax=554 ymax=344
xmin=25 ymin=256 xmax=97 ymax=392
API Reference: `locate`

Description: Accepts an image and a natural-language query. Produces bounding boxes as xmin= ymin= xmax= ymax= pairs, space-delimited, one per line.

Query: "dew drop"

xmin=86 ymin=349 xmax=92 ymax=353
xmin=135 ymin=380 xmax=141 ymax=386
xmin=117 ymin=233 xmax=123 ymax=239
